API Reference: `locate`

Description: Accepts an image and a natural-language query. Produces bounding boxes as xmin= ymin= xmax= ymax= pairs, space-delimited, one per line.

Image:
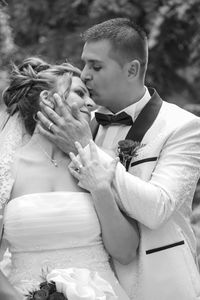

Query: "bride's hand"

xmin=68 ymin=140 xmax=119 ymax=192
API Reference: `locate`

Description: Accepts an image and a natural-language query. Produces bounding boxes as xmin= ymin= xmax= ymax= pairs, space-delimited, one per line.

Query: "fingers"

xmin=71 ymin=103 xmax=82 ymax=121
xmin=89 ymin=140 xmax=99 ymax=161
xmin=68 ymin=152 xmax=83 ymax=181
xmin=73 ymin=140 xmax=98 ymax=166
xmin=69 ymin=151 xmax=77 ymax=162
xmin=36 ymin=112 xmax=54 ymax=132
xmin=52 ymin=93 xmax=64 ymax=116
xmin=53 ymin=93 xmax=66 ymax=115
xmin=68 ymin=167 xmax=80 ymax=180
xmin=38 ymin=102 xmax=63 ymax=127
xmin=69 ymin=152 xmax=83 ymax=170
xmin=75 ymin=141 xmax=88 ymax=165
xmin=37 ymin=124 xmax=57 ymax=142
xmin=54 ymin=93 xmax=74 ymax=121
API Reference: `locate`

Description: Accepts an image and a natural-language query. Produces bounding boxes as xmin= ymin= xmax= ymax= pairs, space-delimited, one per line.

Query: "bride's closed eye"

xmin=74 ymin=89 xmax=85 ymax=98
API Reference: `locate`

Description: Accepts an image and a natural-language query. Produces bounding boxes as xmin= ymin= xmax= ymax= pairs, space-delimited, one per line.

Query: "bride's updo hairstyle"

xmin=3 ymin=57 xmax=81 ymax=135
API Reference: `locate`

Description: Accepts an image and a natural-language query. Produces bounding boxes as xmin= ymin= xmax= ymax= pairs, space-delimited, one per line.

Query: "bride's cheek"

xmin=63 ymin=91 xmax=74 ymax=105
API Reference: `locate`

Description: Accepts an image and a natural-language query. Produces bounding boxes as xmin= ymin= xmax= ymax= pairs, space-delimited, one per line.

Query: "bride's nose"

xmin=85 ymin=95 xmax=96 ymax=111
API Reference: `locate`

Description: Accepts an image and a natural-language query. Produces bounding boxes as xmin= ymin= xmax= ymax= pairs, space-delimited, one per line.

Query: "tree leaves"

xmin=1 ymin=0 xmax=199 ymax=104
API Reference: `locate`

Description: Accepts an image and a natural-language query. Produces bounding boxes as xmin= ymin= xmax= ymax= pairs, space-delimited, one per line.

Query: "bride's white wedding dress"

xmin=3 ymin=191 xmax=129 ymax=299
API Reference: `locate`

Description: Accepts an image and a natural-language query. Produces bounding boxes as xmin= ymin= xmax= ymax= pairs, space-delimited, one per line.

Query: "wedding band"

xmin=48 ymin=122 xmax=53 ymax=131
xmin=76 ymin=165 xmax=83 ymax=173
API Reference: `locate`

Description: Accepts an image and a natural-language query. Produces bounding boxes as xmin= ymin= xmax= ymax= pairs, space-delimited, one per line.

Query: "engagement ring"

xmin=76 ymin=165 xmax=83 ymax=173
xmin=48 ymin=122 xmax=53 ymax=131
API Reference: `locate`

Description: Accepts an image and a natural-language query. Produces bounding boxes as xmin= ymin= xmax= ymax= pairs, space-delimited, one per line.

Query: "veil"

xmin=0 ymin=111 xmax=25 ymax=210
xmin=0 ymin=110 xmax=26 ymax=274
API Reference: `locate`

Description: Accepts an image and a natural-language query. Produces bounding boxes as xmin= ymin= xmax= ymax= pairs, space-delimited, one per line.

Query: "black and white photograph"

xmin=0 ymin=1 xmax=200 ymax=299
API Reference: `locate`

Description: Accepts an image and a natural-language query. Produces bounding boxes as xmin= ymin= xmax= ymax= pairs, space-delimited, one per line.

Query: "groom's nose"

xmin=81 ymin=66 xmax=92 ymax=83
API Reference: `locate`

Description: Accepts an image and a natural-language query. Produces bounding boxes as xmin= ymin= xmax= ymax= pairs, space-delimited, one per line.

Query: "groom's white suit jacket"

xmin=91 ymin=89 xmax=200 ymax=300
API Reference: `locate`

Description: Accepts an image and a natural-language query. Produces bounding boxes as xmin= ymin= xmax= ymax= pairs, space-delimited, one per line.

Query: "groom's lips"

xmin=86 ymin=87 xmax=94 ymax=97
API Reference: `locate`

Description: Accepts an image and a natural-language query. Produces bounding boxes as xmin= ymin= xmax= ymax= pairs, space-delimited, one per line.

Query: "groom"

xmin=38 ymin=18 xmax=200 ymax=299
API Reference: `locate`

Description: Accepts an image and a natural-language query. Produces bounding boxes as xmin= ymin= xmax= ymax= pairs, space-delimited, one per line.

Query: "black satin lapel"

xmin=90 ymin=117 xmax=99 ymax=139
xmin=126 ymin=88 xmax=163 ymax=142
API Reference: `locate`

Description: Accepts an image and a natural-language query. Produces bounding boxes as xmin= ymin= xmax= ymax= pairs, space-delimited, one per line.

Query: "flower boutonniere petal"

xmin=117 ymin=139 xmax=144 ymax=171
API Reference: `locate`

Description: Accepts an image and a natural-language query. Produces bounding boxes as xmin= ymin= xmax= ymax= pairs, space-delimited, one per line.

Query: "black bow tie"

xmin=95 ymin=111 xmax=133 ymax=126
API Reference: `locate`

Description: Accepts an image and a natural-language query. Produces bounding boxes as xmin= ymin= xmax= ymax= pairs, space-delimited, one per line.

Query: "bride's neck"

xmin=27 ymin=125 xmax=64 ymax=160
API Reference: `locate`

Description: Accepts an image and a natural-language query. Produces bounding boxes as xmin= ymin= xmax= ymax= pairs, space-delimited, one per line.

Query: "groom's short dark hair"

xmin=82 ymin=18 xmax=148 ymax=76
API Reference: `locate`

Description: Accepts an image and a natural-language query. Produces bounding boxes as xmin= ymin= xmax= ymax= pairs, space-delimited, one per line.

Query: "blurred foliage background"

xmin=0 ymin=0 xmax=200 ymax=110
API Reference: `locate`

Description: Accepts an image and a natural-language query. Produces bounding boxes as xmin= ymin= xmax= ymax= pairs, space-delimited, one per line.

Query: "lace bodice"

xmin=3 ymin=192 xmax=111 ymax=284
xmin=3 ymin=192 xmax=130 ymax=299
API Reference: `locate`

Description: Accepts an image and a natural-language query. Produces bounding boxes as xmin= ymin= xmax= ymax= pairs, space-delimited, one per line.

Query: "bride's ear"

xmin=40 ymin=90 xmax=55 ymax=109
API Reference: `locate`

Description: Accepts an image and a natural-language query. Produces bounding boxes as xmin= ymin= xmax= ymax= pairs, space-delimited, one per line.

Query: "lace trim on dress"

xmin=9 ymin=245 xmax=110 ymax=285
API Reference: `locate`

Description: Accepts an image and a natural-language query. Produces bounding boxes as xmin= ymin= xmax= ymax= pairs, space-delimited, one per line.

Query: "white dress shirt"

xmin=95 ymin=87 xmax=151 ymax=156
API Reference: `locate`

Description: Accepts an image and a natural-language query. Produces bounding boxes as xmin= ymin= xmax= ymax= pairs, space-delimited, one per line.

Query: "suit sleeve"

xmin=95 ymin=117 xmax=200 ymax=229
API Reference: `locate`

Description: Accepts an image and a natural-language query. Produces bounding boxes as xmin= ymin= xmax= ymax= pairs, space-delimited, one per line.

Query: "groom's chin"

xmin=91 ymin=95 xmax=104 ymax=107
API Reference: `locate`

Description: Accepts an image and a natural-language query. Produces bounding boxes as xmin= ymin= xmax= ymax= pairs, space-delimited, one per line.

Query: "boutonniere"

xmin=117 ymin=139 xmax=144 ymax=171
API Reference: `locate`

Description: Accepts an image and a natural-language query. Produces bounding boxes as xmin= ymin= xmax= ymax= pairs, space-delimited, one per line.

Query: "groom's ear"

xmin=126 ymin=60 xmax=140 ymax=79
xmin=40 ymin=90 xmax=55 ymax=109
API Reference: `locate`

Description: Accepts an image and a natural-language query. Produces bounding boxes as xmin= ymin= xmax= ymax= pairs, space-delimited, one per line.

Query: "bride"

xmin=0 ymin=57 xmax=139 ymax=299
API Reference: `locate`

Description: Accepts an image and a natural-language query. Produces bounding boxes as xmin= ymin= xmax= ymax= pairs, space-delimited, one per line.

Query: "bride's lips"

xmin=80 ymin=109 xmax=90 ymax=117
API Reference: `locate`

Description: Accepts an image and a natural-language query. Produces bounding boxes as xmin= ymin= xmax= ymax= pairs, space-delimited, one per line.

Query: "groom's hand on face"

xmin=37 ymin=93 xmax=93 ymax=154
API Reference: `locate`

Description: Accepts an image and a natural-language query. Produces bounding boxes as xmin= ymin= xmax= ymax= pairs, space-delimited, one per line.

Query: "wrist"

xmin=81 ymin=137 xmax=91 ymax=148
xmin=90 ymin=181 xmax=111 ymax=195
